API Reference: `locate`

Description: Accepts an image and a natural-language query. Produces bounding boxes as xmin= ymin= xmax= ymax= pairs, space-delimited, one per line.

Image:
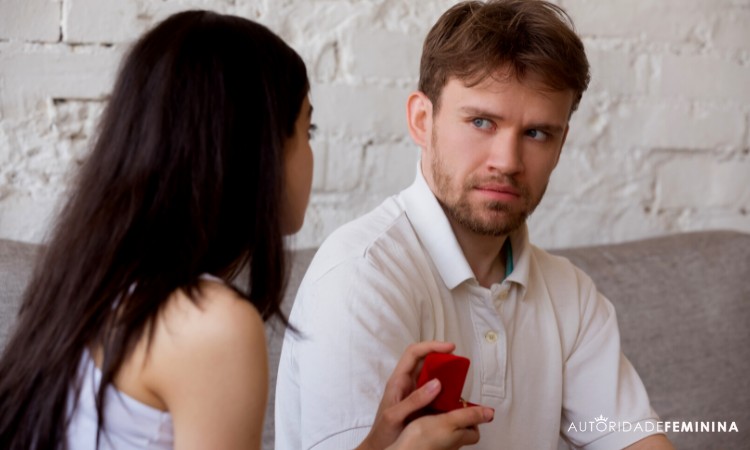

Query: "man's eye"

xmin=308 ymin=124 xmax=318 ymax=140
xmin=471 ymin=118 xmax=493 ymax=130
xmin=526 ymin=129 xmax=548 ymax=141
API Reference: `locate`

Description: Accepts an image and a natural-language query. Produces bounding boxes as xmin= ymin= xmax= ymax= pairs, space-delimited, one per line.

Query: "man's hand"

xmin=357 ymin=341 xmax=494 ymax=450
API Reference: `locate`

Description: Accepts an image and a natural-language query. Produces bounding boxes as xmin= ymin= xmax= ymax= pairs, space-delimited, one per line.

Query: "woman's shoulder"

xmin=147 ymin=277 xmax=267 ymax=371
xmin=138 ymin=277 xmax=268 ymax=447
xmin=162 ymin=278 xmax=264 ymax=339
xmin=113 ymin=277 xmax=268 ymax=411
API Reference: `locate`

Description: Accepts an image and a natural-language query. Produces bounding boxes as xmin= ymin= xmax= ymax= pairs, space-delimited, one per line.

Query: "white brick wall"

xmin=1 ymin=0 xmax=748 ymax=249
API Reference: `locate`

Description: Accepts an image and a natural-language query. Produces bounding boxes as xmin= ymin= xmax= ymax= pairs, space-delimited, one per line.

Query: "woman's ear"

xmin=406 ymin=91 xmax=433 ymax=149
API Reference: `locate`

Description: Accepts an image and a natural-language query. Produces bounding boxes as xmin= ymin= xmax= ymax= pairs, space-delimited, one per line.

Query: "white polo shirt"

xmin=276 ymin=169 xmax=661 ymax=450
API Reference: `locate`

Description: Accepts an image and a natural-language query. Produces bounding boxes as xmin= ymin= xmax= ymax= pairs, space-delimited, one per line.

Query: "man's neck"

xmin=448 ymin=220 xmax=508 ymax=289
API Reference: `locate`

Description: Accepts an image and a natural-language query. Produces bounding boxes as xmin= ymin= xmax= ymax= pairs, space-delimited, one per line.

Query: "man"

xmin=276 ymin=1 xmax=674 ymax=449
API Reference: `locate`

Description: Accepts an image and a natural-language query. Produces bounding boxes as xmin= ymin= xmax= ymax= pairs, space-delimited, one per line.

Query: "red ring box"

xmin=416 ymin=352 xmax=478 ymax=412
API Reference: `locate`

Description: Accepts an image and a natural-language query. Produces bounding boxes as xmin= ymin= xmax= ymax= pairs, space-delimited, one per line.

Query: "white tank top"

xmin=65 ymin=351 xmax=174 ymax=449
xmin=65 ymin=275 xmax=229 ymax=448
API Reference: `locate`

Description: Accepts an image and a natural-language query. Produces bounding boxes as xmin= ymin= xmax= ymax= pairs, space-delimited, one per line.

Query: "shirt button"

xmin=485 ymin=331 xmax=498 ymax=343
xmin=497 ymin=288 xmax=509 ymax=300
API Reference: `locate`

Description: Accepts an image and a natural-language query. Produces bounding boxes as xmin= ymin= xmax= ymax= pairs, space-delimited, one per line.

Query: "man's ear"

xmin=406 ymin=91 xmax=433 ymax=149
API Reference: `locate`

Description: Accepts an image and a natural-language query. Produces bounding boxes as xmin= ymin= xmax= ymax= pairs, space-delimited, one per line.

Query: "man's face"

xmin=421 ymin=71 xmax=574 ymax=237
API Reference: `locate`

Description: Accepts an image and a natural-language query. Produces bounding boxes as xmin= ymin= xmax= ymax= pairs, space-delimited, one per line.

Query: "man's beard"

xmin=430 ymin=138 xmax=544 ymax=237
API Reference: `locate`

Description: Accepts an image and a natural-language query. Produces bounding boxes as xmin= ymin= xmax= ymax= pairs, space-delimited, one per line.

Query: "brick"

xmin=711 ymin=9 xmax=750 ymax=51
xmin=0 ymin=44 xmax=121 ymax=116
xmin=1 ymin=117 xmax=72 ymax=192
xmin=293 ymin=198 xmax=352 ymax=250
xmin=656 ymin=155 xmax=750 ymax=209
xmin=50 ymin=99 xmax=105 ymax=161
xmin=310 ymin=141 xmax=327 ymax=192
xmin=0 ymin=193 xmax=61 ymax=243
xmin=687 ymin=209 xmax=750 ymax=234
xmin=606 ymin=101 xmax=745 ymax=150
xmin=606 ymin=204 xmax=664 ymax=244
xmin=531 ymin=197 xmax=671 ymax=249
xmin=656 ymin=54 xmax=750 ymax=103
xmin=0 ymin=113 xmax=79 ymax=236
xmin=311 ymin=41 xmax=339 ymax=83
xmin=565 ymin=93 xmax=610 ymax=148
xmin=298 ymin=139 xmax=381 ymax=198
xmin=252 ymin=3 xmax=383 ymax=84
xmin=650 ymin=207 xmax=750 ymax=236
xmin=362 ymin=140 xmax=420 ymax=195
xmin=63 ymin=0 xmax=140 ymax=43
xmin=586 ymin=48 xmax=642 ymax=95
xmin=257 ymin=2 xmax=363 ymax=44
xmin=348 ymin=29 xmax=421 ymax=80
xmin=310 ymin=83 xmax=411 ymax=137
xmin=563 ymin=0 xmax=718 ymax=43
xmin=138 ymin=1 xmax=235 ymax=32
xmin=712 ymin=160 xmax=750 ymax=206
xmin=546 ymin=146 xmax=671 ymax=245
xmin=374 ymin=0 xmax=456 ymax=34
xmin=545 ymin=145 xmax=655 ymax=205
xmin=50 ymin=100 xmax=104 ymax=141
xmin=0 ymin=0 xmax=61 ymax=42
xmin=295 ymin=192 xmax=388 ymax=249
xmin=322 ymin=138 xmax=364 ymax=192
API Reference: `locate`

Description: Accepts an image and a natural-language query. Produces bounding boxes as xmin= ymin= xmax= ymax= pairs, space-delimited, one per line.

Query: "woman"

xmin=0 ymin=10 xmax=491 ymax=449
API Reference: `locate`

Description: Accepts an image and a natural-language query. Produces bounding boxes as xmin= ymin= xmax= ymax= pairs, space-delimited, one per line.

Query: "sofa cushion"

xmin=553 ymin=230 xmax=750 ymax=448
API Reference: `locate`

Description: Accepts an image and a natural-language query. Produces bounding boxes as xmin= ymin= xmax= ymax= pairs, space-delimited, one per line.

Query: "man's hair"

xmin=419 ymin=0 xmax=590 ymax=113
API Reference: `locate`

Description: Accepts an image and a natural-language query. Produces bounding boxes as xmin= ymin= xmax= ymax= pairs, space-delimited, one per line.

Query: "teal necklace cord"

xmin=503 ymin=238 xmax=514 ymax=280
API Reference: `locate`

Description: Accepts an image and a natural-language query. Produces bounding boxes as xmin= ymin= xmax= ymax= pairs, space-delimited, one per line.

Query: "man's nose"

xmin=487 ymin=131 xmax=523 ymax=175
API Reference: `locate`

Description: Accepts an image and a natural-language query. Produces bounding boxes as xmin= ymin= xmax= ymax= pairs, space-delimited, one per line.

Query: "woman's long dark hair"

xmin=0 ymin=10 xmax=309 ymax=449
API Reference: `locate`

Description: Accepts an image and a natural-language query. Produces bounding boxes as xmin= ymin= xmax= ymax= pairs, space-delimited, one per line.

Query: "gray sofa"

xmin=2 ymin=230 xmax=749 ymax=449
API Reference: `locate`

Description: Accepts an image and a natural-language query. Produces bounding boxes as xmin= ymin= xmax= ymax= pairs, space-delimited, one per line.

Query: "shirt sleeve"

xmin=560 ymin=269 xmax=663 ymax=450
xmin=275 ymin=256 xmax=422 ymax=450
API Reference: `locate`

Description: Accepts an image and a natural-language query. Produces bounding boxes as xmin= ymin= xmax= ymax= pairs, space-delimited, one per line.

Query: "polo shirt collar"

xmin=401 ymin=165 xmax=531 ymax=293
xmin=401 ymin=167 xmax=474 ymax=290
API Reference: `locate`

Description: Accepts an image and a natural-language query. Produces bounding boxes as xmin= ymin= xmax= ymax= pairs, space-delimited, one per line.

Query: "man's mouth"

xmin=473 ymin=183 xmax=521 ymax=201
